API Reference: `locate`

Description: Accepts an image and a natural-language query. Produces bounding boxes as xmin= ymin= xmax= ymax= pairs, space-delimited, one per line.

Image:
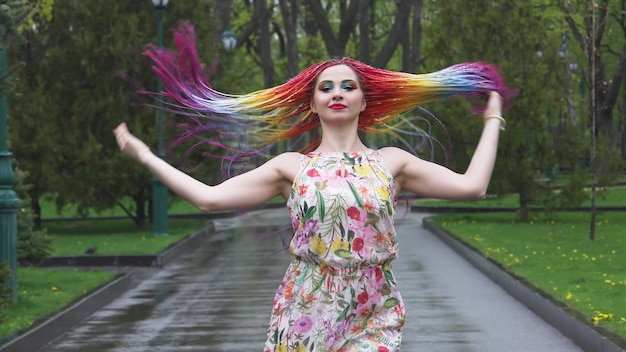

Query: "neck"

xmin=315 ymin=126 xmax=368 ymax=152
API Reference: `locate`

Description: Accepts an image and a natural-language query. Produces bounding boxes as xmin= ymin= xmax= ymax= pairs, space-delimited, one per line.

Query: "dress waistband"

xmin=292 ymin=256 xmax=391 ymax=277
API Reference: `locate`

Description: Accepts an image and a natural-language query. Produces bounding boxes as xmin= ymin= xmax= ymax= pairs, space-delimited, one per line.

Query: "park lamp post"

xmin=0 ymin=43 xmax=19 ymax=301
xmin=151 ymin=0 xmax=169 ymax=235
xmin=221 ymin=30 xmax=237 ymax=51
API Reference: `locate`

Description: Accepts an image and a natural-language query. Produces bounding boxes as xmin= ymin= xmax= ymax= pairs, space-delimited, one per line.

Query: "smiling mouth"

xmin=329 ymin=104 xmax=347 ymax=109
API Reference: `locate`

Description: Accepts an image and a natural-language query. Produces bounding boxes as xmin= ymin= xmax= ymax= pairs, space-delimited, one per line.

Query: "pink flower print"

xmin=293 ymin=316 xmax=313 ymax=334
xmin=307 ymin=168 xmax=320 ymax=177
xmin=375 ymin=266 xmax=383 ymax=282
xmin=352 ymin=236 xmax=371 ymax=257
xmin=293 ymin=233 xmax=309 ymax=249
xmin=335 ymin=169 xmax=349 ymax=177
xmin=355 ymin=288 xmax=380 ymax=315
xmin=346 ymin=206 xmax=361 ymax=221
xmin=320 ymin=168 xmax=357 ymax=187
xmin=322 ymin=318 xmax=348 ymax=349
xmin=303 ymin=218 xmax=319 ymax=235
xmin=352 ymin=237 xmax=364 ymax=252
xmin=322 ymin=320 xmax=336 ymax=349
xmin=357 ymin=291 xmax=369 ymax=305
xmin=365 ymin=266 xmax=387 ymax=289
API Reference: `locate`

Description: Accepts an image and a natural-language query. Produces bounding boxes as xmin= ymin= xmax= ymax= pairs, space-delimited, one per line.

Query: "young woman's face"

xmin=310 ymin=65 xmax=366 ymax=124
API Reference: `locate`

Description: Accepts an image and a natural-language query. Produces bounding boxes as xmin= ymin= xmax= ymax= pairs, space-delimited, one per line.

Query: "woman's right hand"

xmin=113 ymin=122 xmax=153 ymax=164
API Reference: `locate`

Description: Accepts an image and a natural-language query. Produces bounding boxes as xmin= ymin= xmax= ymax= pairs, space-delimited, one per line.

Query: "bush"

xmin=14 ymin=168 xmax=53 ymax=266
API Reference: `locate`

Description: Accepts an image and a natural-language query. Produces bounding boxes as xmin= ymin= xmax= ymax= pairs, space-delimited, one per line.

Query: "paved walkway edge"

xmin=0 ymin=223 xmax=218 ymax=352
xmin=423 ymin=217 xmax=626 ymax=352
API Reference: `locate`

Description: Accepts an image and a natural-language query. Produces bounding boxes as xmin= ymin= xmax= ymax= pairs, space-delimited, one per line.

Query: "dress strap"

xmin=367 ymin=149 xmax=385 ymax=163
xmin=299 ymin=154 xmax=308 ymax=169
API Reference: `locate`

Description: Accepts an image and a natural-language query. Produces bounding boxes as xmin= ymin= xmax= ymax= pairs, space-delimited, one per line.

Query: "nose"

xmin=331 ymin=88 xmax=343 ymax=100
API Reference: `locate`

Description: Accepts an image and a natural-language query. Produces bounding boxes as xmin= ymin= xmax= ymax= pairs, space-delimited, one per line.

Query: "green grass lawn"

xmin=47 ymin=218 xmax=208 ymax=255
xmin=414 ymin=186 xmax=626 ymax=208
xmin=39 ymin=195 xmax=286 ymax=219
xmin=0 ymin=268 xmax=117 ymax=341
xmin=431 ymin=211 xmax=626 ymax=338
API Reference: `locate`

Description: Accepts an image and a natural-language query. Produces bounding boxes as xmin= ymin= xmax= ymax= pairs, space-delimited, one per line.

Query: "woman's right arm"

xmin=114 ymin=123 xmax=295 ymax=212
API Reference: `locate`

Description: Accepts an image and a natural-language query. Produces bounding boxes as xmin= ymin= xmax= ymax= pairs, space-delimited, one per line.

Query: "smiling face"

xmin=310 ymin=65 xmax=366 ymax=126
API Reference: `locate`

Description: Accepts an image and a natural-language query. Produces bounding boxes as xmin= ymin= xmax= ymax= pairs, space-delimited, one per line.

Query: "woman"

xmin=115 ymin=23 xmax=508 ymax=352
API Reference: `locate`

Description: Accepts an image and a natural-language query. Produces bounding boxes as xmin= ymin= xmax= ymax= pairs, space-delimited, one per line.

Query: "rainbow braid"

xmin=143 ymin=21 xmax=512 ymax=163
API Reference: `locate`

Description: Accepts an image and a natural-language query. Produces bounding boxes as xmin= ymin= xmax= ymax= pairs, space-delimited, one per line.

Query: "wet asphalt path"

xmin=40 ymin=208 xmax=582 ymax=351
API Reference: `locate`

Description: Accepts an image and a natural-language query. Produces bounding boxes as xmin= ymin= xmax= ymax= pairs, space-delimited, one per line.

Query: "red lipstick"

xmin=329 ymin=104 xmax=347 ymax=110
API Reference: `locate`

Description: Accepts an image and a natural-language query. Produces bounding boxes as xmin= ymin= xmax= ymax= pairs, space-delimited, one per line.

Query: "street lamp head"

xmin=222 ymin=30 xmax=237 ymax=50
xmin=151 ymin=0 xmax=170 ymax=9
xmin=569 ymin=60 xmax=578 ymax=72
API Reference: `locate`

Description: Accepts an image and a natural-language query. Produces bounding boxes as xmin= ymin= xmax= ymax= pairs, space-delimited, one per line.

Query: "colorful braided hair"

xmin=143 ymin=21 xmax=512 ymax=169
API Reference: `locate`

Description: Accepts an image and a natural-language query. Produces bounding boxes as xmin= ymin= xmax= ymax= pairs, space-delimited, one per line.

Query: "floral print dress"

xmin=264 ymin=150 xmax=406 ymax=352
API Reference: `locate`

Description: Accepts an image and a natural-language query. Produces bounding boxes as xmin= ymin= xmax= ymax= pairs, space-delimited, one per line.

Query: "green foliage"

xmin=593 ymin=135 xmax=626 ymax=187
xmin=421 ymin=1 xmax=577 ymax=220
xmin=14 ymin=168 xmax=52 ymax=266
xmin=0 ymin=0 xmax=33 ymax=46
xmin=0 ymin=262 xmax=12 ymax=324
xmin=5 ymin=0 xmax=624 ymax=227
xmin=557 ymin=168 xmax=587 ymax=207
xmin=8 ymin=0 xmax=222 ymax=227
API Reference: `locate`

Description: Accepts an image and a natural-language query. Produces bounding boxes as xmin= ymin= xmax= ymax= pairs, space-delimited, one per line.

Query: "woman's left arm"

xmin=390 ymin=92 xmax=504 ymax=200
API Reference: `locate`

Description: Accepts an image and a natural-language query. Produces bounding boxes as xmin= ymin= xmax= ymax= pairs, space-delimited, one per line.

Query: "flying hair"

xmin=142 ymin=21 xmax=514 ymax=169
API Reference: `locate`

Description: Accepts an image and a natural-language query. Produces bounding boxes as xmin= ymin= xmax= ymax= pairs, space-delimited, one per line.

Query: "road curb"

xmin=423 ymin=216 xmax=626 ymax=352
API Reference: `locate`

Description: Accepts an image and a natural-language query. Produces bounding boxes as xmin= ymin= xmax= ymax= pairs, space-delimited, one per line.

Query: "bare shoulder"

xmin=265 ymin=152 xmax=304 ymax=181
xmin=379 ymin=147 xmax=422 ymax=177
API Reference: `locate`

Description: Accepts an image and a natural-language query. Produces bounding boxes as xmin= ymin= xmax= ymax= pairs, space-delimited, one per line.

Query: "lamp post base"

xmin=0 ymin=151 xmax=20 ymax=301
xmin=152 ymin=175 xmax=168 ymax=236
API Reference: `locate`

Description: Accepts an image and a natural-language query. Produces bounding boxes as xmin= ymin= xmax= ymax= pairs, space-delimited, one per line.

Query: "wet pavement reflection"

xmin=40 ymin=209 xmax=582 ymax=352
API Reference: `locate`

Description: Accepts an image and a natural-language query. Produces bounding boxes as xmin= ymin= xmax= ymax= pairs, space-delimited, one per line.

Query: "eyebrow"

xmin=319 ymin=79 xmax=357 ymax=83
xmin=318 ymin=79 xmax=359 ymax=86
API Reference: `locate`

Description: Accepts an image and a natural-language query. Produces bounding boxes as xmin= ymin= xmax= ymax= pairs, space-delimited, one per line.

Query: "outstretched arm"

xmin=389 ymin=92 xmax=504 ymax=200
xmin=113 ymin=123 xmax=294 ymax=212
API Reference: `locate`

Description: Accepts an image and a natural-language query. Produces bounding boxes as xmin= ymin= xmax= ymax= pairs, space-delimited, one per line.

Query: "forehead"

xmin=316 ymin=64 xmax=358 ymax=82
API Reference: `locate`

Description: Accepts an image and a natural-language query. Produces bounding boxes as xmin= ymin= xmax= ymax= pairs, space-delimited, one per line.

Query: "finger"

xmin=114 ymin=122 xmax=128 ymax=136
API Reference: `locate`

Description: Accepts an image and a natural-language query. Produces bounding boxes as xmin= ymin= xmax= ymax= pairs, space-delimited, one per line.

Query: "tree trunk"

xmin=408 ymin=0 xmax=423 ymax=73
xmin=519 ymin=191 xmax=530 ymax=222
xmin=255 ymin=0 xmax=274 ymax=87
xmin=358 ymin=0 xmax=371 ymax=64
xmin=31 ymin=196 xmax=41 ymax=229
xmin=279 ymin=0 xmax=299 ymax=78
xmin=213 ymin=0 xmax=234 ymax=32
xmin=373 ymin=0 xmax=412 ymax=68
xmin=307 ymin=0 xmax=358 ymax=58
